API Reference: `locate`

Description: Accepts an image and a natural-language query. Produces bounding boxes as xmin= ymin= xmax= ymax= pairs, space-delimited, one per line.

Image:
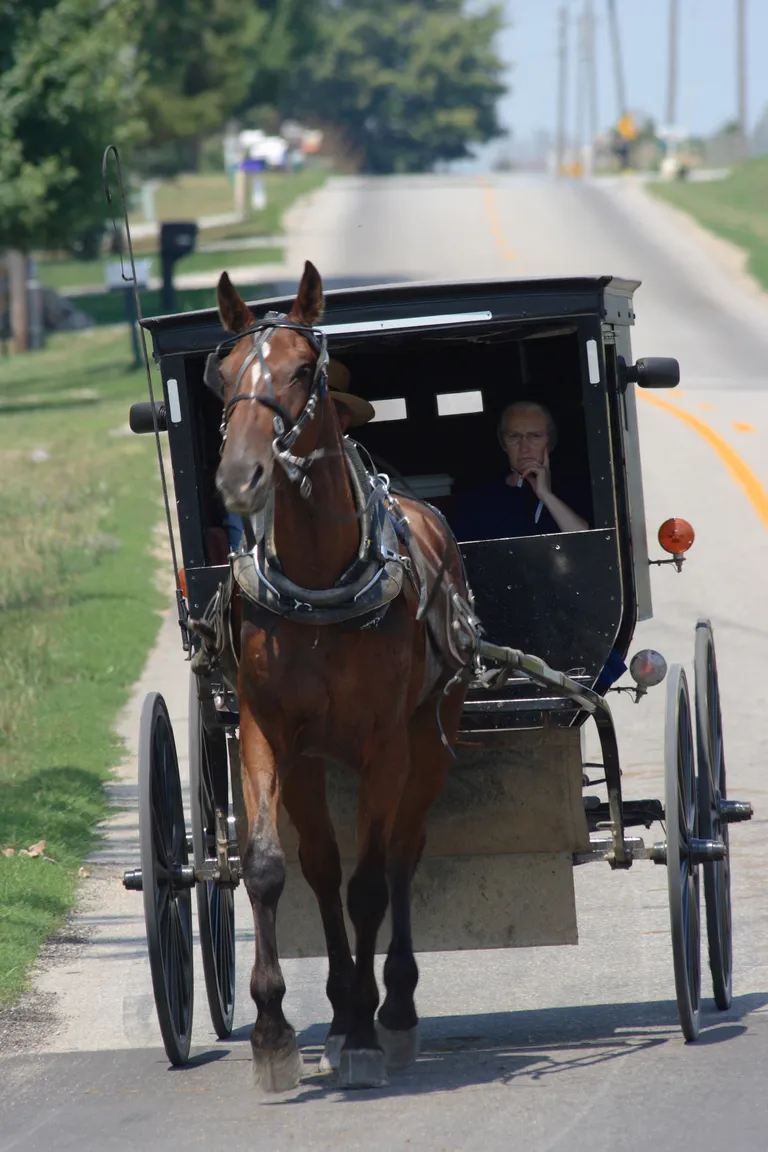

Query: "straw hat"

xmin=328 ymin=359 xmax=375 ymax=428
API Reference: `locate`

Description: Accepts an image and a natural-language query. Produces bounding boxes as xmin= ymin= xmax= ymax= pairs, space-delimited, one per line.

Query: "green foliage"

xmin=0 ymin=0 xmax=145 ymax=253
xmin=136 ymin=0 xmax=269 ymax=174
xmin=242 ymin=0 xmax=320 ymax=112
xmin=290 ymin=0 xmax=507 ymax=173
xmin=0 ymin=329 xmax=164 ymax=1004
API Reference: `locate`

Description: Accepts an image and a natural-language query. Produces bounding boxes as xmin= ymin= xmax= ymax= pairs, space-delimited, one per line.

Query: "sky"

xmin=494 ymin=0 xmax=768 ymax=151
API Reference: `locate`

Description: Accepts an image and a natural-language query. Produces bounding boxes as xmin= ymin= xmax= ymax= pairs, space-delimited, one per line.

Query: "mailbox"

xmin=159 ymin=221 xmax=198 ymax=314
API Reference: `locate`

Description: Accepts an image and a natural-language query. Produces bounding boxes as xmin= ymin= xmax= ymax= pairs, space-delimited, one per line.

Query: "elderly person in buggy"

xmin=448 ymin=399 xmax=625 ymax=692
xmin=450 ymin=400 xmax=590 ymax=541
xmin=221 ymin=358 xmax=375 ymax=552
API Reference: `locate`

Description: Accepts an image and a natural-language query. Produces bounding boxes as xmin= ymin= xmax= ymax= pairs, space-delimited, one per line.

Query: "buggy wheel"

xmin=189 ymin=675 xmax=236 ymax=1039
xmin=664 ymin=665 xmax=701 ymax=1041
xmin=139 ymin=692 xmax=194 ymax=1065
xmin=695 ymin=619 xmax=732 ymax=1011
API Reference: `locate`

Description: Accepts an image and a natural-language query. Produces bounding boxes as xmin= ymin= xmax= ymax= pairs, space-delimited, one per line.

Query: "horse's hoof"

xmin=318 ymin=1033 xmax=345 ymax=1074
xmin=375 ymin=1021 xmax=421 ymax=1071
xmin=252 ymin=1045 xmax=305 ymax=1093
xmin=337 ymin=1048 xmax=388 ymax=1089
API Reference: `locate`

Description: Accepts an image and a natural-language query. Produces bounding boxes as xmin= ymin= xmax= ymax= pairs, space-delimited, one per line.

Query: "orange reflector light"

xmin=179 ymin=567 xmax=187 ymax=598
xmin=658 ymin=517 xmax=695 ymax=556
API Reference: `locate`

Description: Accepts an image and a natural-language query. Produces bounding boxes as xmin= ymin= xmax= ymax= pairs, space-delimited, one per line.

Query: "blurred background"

xmin=0 ymin=0 xmax=763 ymax=351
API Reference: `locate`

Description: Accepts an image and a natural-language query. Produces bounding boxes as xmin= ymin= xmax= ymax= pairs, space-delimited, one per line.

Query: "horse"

xmin=208 ymin=261 xmax=478 ymax=1090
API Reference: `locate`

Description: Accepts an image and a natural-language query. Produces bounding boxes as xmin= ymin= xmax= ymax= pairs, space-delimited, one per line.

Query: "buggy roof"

xmin=141 ymin=274 xmax=641 ymax=358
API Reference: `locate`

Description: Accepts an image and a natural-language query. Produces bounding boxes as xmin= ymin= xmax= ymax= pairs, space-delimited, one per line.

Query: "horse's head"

xmin=211 ymin=261 xmax=327 ymax=517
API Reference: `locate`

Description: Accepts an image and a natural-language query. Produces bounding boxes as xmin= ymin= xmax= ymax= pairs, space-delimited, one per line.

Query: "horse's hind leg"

xmin=377 ymin=686 xmax=465 ymax=1072
xmin=339 ymin=733 xmax=409 ymax=1089
xmin=238 ymin=704 xmax=302 ymax=1092
xmin=281 ymin=757 xmax=355 ymax=1073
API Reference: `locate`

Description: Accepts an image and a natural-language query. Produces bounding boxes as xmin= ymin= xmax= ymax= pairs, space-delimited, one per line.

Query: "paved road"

xmin=3 ymin=174 xmax=768 ymax=1151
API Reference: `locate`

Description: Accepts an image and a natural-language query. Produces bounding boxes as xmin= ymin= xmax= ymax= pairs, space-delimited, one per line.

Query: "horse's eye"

xmin=292 ymin=364 xmax=312 ymax=385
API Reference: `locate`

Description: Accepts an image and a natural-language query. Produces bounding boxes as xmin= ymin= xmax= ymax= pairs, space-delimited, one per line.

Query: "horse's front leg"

xmin=377 ymin=686 xmax=465 ymax=1071
xmin=339 ymin=730 xmax=409 ymax=1089
xmin=281 ymin=756 xmax=355 ymax=1073
xmin=238 ymin=698 xmax=302 ymax=1091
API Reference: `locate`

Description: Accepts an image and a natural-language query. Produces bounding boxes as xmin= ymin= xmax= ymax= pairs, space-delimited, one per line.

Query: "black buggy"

xmin=123 ymin=274 xmax=753 ymax=1064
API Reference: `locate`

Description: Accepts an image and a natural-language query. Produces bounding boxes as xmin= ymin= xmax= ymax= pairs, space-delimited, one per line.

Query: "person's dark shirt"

xmin=449 ymin=475 xmax=592 ymax=542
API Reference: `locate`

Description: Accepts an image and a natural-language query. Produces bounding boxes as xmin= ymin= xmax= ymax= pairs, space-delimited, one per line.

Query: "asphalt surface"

xmin=3 ymin=174 xmax=768 ymax=1151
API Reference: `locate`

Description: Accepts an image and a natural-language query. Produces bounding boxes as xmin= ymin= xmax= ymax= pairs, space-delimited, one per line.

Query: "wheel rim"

xmin=189 ymin=678 xmax=236 ymax=1038
xmin=665 ymin=666 xmax=701 ymax=1040
xmin=139 ymin=694 xmax=193 ymax=1065
xmin=695 ymin=621 xmax=732 ymax=1008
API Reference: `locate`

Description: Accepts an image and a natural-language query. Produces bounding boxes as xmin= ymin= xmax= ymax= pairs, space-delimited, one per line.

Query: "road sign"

xmin=617 ymin=113 xmax=638 ymax=141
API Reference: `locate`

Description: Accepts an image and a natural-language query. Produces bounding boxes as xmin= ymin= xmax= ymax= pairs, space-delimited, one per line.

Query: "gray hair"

xmin=497 ymin=401 xmax=558 ymax=451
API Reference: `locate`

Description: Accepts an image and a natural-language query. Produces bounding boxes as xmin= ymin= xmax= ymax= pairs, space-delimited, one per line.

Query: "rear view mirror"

xmin=620 ymin=356 xmax=680 ymax=390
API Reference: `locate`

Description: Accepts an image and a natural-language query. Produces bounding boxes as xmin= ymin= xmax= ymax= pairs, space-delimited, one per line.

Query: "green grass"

xmin=132 ymin=172 xmax=240 ymax=222
xmin=37 ymin=246 xmax=283 ymax=294
xmin=73 ymin=278 xmax=280 ymax=327
xmin=0 ymin=328 xmax=165 ymax=1004
xmin=35 ymin=167 xmax=329 ymax=293
xmin=648 ymin=157 xmax=768 ymax=289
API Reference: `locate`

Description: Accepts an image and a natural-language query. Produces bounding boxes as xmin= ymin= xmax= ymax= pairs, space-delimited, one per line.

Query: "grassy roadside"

xmin=36 ymin=167 xmax=329 ymax=294
xmin=0 ymin=329 xmax=164 ymax=1005
xmin=69 ymin=278 xmax=280 ymax=328
xmin=648 ymin=158 xmax=768 ymax=289
xmin=38 ymin=245 xmax=283 ymax=294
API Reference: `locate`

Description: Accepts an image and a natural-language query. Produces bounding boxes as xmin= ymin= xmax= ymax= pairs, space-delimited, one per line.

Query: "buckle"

xmin=380 ymin=545 xmax=410 ymax=569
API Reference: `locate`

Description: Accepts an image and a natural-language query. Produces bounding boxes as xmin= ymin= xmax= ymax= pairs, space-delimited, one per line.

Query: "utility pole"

xmin=575 ymin=7 xmax=586 ymax=173
xmin=8 ymin=250 xmax=28 ymax=354
xmin=556 ymin=6 xmax=569 ymax=176
xmin=585 ymin=0 xmax=599 ymax=146
xmin=606 ymin=0 xmax=627 ymax=121
xmin=666 ymin=0 xmax=679 ymax=127
xmin=736 ymin=0 xmax=747 ymax=160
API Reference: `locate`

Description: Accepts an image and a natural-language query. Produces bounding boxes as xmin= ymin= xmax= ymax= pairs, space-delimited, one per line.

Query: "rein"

xmin=204 ymin=312 xmax=329 ymax=497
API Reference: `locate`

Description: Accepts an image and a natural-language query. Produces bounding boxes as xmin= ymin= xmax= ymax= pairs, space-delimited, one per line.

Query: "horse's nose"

xmin=240 ymin=464 xmax=264 ymax=495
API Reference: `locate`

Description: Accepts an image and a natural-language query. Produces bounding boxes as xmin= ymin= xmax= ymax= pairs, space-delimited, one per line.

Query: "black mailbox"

xmin=159 ymin=221 xmax=198 ymax=314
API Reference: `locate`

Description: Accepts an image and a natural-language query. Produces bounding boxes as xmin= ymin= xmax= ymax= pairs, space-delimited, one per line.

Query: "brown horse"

xmin=212 ymin=262 xmax=476 ymax=1090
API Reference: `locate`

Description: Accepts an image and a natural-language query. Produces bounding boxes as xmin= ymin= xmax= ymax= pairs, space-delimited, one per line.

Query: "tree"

xmin=288 ymin=0 xmax=508 ymax=173
xmin=136 ymin=0 xmax=270 ymax=175
xmin=0 ymin=0 xmax=144 ymax=254
xmin=135 ymin=0 xmax=319 ymax=175
xmin=242 ymin=0 xmax=321 ymax=113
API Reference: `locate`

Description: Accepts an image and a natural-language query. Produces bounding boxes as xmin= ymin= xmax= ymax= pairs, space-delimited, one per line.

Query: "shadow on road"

xmin=216 ymin=992 xmax=768 ymax=1102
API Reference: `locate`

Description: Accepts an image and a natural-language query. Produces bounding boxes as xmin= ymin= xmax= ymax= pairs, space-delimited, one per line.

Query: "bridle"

xmin=204 ymin=311 xmax=329 ymax=497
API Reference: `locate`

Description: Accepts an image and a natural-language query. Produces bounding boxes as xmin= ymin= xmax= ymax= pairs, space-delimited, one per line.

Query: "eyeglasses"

xmin=501 ymin=431 xmax=547 ymax=447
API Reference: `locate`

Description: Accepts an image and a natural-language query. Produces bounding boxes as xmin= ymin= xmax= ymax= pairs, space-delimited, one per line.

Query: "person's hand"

xmin=522 ymin=448 xmax=552 ymax=499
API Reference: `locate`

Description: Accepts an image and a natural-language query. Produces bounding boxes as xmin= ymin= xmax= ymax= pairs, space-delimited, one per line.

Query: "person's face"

xmin=501 ymin=407 xmax=550 ymax=473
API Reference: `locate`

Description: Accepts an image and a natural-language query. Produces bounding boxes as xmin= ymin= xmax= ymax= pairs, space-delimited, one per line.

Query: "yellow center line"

xmin=482 ymin=185 xmax=516 ymax=262
xmin=639 ymin=391 xmax=768 ymax=531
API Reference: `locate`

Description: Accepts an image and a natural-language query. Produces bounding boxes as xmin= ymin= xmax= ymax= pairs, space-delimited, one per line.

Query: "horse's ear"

xmin=290 ymin=260 xmax=324 ymax=326
xmin=217 ymin=271 xmax=255 ymax=332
